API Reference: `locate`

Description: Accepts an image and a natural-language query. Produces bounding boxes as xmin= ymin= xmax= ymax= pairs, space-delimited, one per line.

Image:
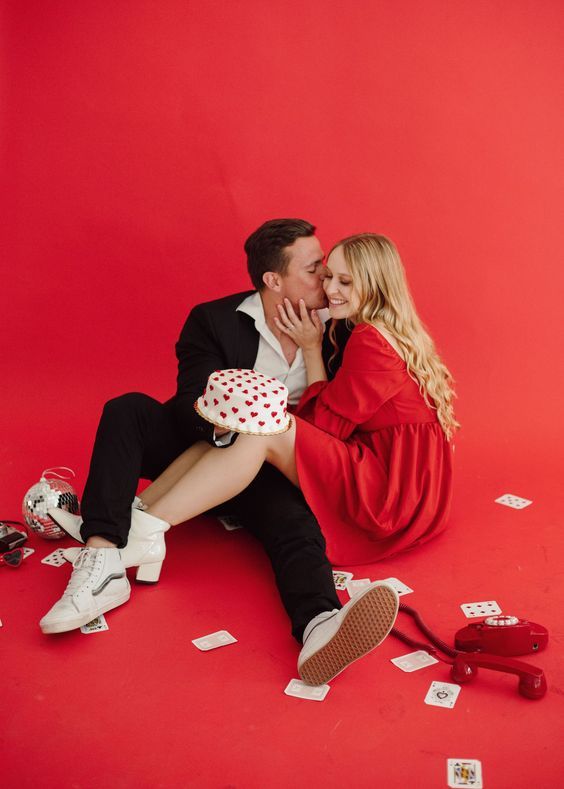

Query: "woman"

xmin=141 ymin=233 xmax=458 ymax=566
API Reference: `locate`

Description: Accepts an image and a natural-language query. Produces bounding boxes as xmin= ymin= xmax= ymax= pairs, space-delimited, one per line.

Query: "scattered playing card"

xmin=23 ymin=547 xmax=35 ymax=559
xmin=41 ymin=549 xmax=67 ymax=567
xmin=347 ymin=578 xmax=371 ymax=597
xmin=333 ymin=570 xmax=353 ymax=590
xmin=447 ymin=758 xmax=483 ymax=788
xmin=379 ymin=577 xmax=414 ymax=596
xmin=192 ymin=630 xmax=237 ymax=651
xmin=495 ymin=493 xmax=532 ymax=510
xmin=461 ymin=600 xmax=502 ymax=618
xmin=424 ymin=680 xmax=461 ymax=708
xmin=216 ymin=515 xmax=243 ymax=531
xmin=391 ymin=650 xmax=439 ymax=672
xmin=80 ymin=615 xmax=109 ymax=634
xmin=284 ymin=679 xmax=330 ymax=701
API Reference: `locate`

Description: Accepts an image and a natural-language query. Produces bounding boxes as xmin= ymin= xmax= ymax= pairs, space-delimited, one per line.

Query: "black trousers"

xmin=81 ymin=393 xmax=341 ymax=641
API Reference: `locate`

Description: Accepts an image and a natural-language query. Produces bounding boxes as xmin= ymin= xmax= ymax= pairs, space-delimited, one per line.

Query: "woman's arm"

xmin=274 ymin=298 xmax=327 ymax=386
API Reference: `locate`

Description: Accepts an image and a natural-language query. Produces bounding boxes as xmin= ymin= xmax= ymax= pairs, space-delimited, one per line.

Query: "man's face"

xmin=278 ymin=235 xmax=327 ymax=310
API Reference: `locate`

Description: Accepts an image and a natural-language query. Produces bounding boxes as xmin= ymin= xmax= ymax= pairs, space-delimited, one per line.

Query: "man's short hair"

xmin=244 ymin=218 xmax=316 ymax=291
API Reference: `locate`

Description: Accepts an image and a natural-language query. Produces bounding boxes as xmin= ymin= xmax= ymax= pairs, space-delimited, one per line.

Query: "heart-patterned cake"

xmin=194 ymin=369 xmax=291 ymax=435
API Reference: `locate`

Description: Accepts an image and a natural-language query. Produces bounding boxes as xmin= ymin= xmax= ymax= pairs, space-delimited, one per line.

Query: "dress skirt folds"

xmin=293 ymin=324 xmax=454 ymax=566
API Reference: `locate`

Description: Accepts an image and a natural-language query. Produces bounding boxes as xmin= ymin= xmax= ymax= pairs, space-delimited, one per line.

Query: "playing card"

xmin=216 ymin=515 xmax=243 ymax=531
xmin=192 ymin=630 xmax=237 ymax=651
xmin=495 ymin=493 xmax=532 ymax=510
xmin=461 ymin=600 xmax=502 ymax=618
xmin=447 ymin=758 xmax=483 ymax=788
xmin=23 ymin=547 xmax=35 ymax=559
xmin=41 ymin=549 xmax=67 ymax=567
xmin=80 ymin=615 xmax=109 ymax=634
xmin=284 ymin=679 xmax=330 ymax=701
xmin=424 ymin=681 xmax=461 ymax=708
xmin=379 ymin=577 xmax=414 ymax=596
xmin=333 ymin=570 xmax=353 ymax=590
xmin=347 ymin=578 xmax=371 ymax=597
xmin=390 ymin=650 xmax=439 ymax=672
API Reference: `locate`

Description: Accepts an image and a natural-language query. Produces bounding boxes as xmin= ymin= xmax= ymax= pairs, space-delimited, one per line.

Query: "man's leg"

xmin=213 ymin=463 xmax=341 ymax=643
xmin=80 ymin=393 xmax=186 ymax=547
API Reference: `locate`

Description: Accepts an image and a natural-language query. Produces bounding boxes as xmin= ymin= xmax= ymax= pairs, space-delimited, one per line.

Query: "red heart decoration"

xmin=271 ymin=412 xmax=277 ymax=418
xmin=272 ymin=389 xmax=278 ymax=394
xmin=228 ymin=387 xmax=234 ymax=393
xmin=253 ymin=386 xmax=259 ymax=391
xmin=253 ymin=395 xmax=258 ymax=401
xmin=264 ymin=403 xmax=271 ymax=408
xmin=258 ymin=421 xmax=265 ymax=426
xmin=261 ymin=392 xmax=267 ymax=398
xmin=245 ymin=400 xmax=253 ymax=406
xmin=232 ymin=407 xmax=239 ymax=413
xmin=276 ymin=419 xmax=280 ymax=424
xmin=250 ymin=411 xmax=258 ymax=417
xmin=280 ymin=400 xmax=284 ymax=406
xmin=220 ymin=411 xmax=227 ymax=419
xmin=242 ymin=389 xmax=249 ymax=394
xmin=239 ymin=417 xmax=246 ymax=423
xmin=203 ymin=399 xmax=208 ymax=407
xmin=223 ymin=394 xmax=230 ymax=401
xmin=209 ymin=384 xmax=214 ymax=391
xmin=213 ymin=398 xmax=219 ymax=406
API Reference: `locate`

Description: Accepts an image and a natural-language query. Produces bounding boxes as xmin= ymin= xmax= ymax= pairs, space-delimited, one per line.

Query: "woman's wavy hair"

xmin=328 ymin=233 xmax=460 ymax=440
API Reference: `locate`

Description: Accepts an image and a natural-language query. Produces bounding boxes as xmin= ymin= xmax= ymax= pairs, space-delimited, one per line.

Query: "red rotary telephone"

xmin=391 ymin=606 xmax=548 ymax=700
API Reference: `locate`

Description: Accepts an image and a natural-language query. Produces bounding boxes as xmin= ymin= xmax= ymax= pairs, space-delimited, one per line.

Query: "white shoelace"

xmin=62 ymin=548 xmax=98 ymax=596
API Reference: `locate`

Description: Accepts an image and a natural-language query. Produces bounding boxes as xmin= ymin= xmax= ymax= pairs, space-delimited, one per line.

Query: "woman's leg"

xmin=138 ymin=442 xmax=212 ymax=508
xmin=147 ymin=420 xmax=298 ymax=526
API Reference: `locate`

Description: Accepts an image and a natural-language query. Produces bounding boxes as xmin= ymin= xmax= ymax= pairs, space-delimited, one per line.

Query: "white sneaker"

xmin=298 ymin=582 xmax=399 ymax=686
xmin=39 ymin=547 xmax=130 ymax=634
xmin=49 ymin=506 xmax=170 ymax=583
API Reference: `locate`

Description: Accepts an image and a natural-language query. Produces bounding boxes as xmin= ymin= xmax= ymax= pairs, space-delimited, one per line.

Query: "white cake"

xmin=194 ymin=369 xmax=291 ymax=435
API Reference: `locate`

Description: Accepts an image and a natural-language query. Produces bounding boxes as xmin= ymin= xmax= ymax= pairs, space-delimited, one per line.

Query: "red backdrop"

xmin=2 ymin=0 xmax=564 ymax=505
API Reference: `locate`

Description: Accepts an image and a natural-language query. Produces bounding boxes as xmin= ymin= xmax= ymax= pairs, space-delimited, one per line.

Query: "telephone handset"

xmin=451 ymin=652 xmax=547 ymax=700
xmin=391 ymin=603 xmax=548 ymax=700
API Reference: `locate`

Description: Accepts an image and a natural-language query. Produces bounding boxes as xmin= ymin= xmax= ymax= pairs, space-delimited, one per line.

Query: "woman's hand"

xmin=274 ymin=298 xmax=323 ymax=351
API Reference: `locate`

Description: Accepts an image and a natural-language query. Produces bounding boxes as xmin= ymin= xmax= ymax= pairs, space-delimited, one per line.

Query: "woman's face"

xmin=323 ymin=246 xmax=360 ymax=319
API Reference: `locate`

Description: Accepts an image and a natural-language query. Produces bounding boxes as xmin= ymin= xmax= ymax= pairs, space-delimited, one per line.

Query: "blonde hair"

xmin=328 ymin=233 xmax=460 ymax=440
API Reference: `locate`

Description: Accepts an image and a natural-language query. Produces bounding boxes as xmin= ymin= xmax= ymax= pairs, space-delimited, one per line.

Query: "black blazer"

xmin=167 ymin=290 xmax=351 ymax=444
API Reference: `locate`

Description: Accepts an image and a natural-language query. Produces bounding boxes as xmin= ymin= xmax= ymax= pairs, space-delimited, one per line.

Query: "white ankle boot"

xmin=48 ymin=506 xmax=170 ymax=583
xmin=39 ymin=547 xmax=130 ymax=634
xmin=47 ymin=496 xmax=145 ymax=542
xmin=298 ymin=582 xmax=399 ymax=685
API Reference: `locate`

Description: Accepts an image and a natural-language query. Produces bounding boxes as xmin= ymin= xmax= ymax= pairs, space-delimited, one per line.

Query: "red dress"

xmin=294 ymin=323 xmax=454 ymax=566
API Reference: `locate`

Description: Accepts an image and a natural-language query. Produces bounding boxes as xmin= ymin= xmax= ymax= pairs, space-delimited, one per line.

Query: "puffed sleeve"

xmin=295 ymin=325 xmax=408 ymax=440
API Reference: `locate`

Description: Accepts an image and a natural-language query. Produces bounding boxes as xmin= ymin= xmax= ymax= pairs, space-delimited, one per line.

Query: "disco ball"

xmin=22 ymin=472 xmax=80 ymax=540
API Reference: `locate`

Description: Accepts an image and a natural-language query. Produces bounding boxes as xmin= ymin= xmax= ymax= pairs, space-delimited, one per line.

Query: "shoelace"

xmin=62 ymin=548 xmax=99 ymax=596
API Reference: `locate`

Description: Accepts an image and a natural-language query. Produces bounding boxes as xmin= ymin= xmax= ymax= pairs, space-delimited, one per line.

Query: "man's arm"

xmin=171 ymin=303 xmax=229 ymax=444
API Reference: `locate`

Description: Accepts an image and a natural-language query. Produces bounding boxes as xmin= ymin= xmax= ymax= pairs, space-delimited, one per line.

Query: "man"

xmin=42 ymin=219 xmax=399 ymax=683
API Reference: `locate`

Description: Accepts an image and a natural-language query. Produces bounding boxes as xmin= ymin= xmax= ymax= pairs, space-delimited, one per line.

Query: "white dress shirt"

xmin=214 ymin=291 xmax=329 ymax=445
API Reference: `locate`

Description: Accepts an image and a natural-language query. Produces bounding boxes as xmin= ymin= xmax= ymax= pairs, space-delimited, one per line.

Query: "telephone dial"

xmin=391 ymin=605 xmax=548 ymax=700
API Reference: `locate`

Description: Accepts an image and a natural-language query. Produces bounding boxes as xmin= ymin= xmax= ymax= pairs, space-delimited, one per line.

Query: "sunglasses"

xmin=0 ymin=548 xmax=24 ymax=568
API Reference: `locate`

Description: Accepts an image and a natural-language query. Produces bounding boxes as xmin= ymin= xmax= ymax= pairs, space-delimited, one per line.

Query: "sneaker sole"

xmin=40 ymin=587 xmax=131 ymax=634
xmin=298 ymin=584 xmax=399 ymax=686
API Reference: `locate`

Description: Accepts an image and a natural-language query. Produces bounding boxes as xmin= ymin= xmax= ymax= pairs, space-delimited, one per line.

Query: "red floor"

xmin=2 ymin=428 xmax=564 ymax=788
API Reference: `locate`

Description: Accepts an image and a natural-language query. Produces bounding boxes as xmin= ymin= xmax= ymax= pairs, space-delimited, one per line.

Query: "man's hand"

xmin=214 ymin=426 xmax=231 ymax=438
xmin=274 ymin=298 xmax=323 ymax=351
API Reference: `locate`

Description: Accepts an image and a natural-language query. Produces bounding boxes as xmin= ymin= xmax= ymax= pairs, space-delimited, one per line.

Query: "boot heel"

xmin=135 ymin=561 xmax=163 ymax=584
